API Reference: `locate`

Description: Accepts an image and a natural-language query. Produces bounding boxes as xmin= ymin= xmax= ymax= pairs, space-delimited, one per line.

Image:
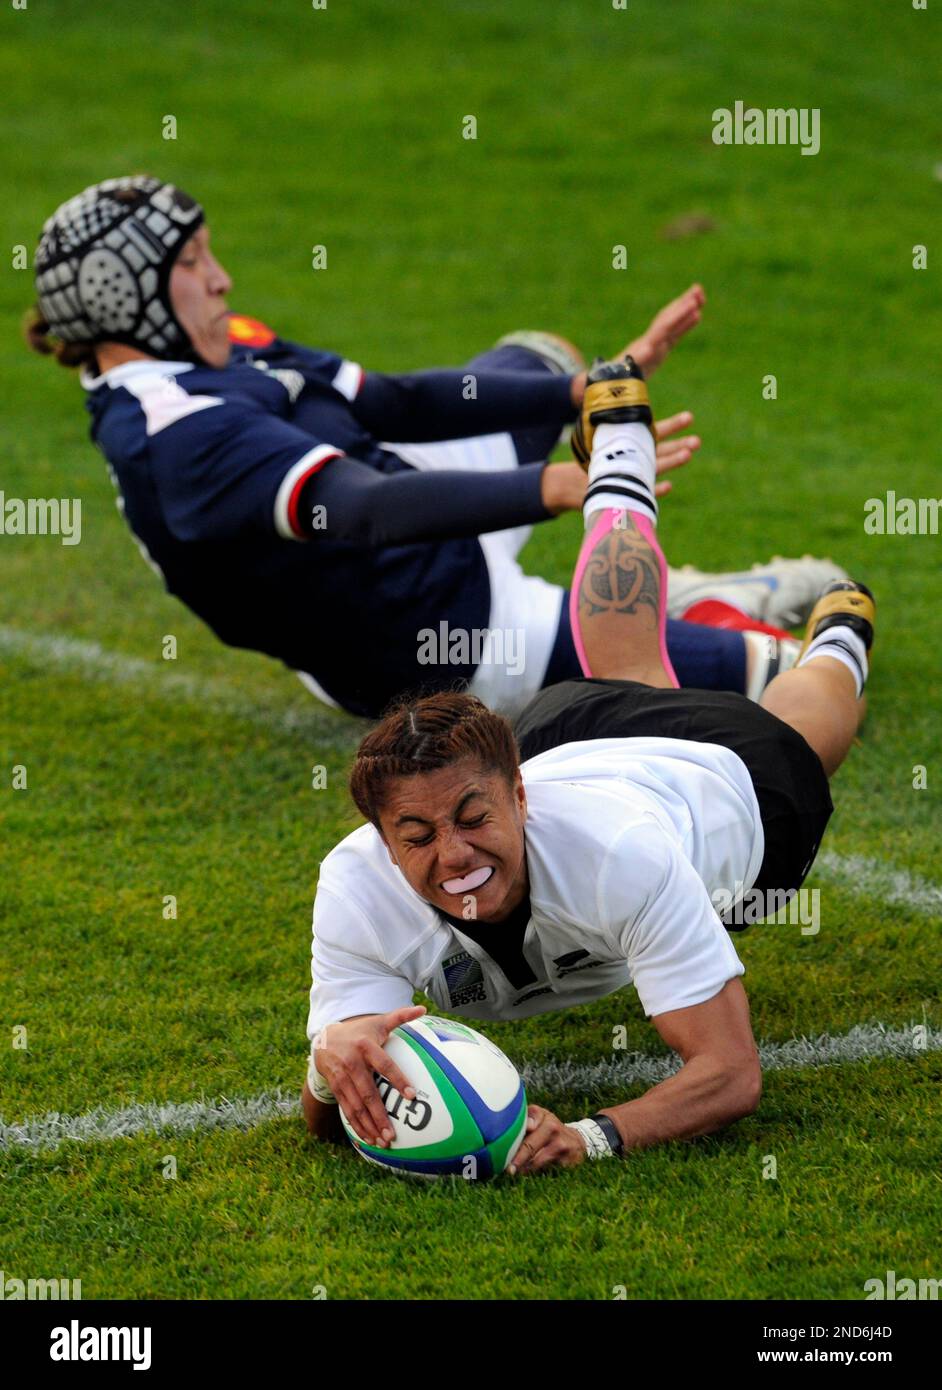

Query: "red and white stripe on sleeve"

xmin=274 ymin=444 xmax=343 ymax=540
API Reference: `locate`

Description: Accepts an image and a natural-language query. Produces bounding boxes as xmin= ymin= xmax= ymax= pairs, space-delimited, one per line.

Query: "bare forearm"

xmin=601 ymin=1057 xmax=760 ymax=1151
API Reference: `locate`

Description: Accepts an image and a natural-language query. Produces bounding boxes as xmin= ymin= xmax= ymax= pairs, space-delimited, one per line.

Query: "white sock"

xmin=583 ymin=422 xmax=657 ymax=529
xmin=797 ymin=624 xmax=868 ymax=697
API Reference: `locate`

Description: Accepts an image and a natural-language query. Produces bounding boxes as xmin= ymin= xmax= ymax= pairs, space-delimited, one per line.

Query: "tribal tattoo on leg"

xmin=569 ymin=507 xmax=675 ymax=684
xmin=579 ymin=512 xmax=662 ymax=629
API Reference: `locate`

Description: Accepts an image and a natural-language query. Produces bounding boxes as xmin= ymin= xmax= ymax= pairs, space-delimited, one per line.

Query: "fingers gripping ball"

xmin=340 ymin=1017 xmax=527 ymax=1180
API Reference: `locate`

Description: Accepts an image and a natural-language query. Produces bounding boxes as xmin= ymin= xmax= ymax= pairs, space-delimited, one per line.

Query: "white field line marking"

xmin=814 ymin=852 xmax=942 ymax=918
xmin=525 ymin=1021 xmax=940 ymax=1093
xmin=0 ymin=624 xmax=360 ymax=743
xmin=2 ymin=1023 xmax=938 ymax=1153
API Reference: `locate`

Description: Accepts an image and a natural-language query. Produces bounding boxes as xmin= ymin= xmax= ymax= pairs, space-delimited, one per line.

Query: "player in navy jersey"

xmin=25 ymin=174 xmax=845 ymax=717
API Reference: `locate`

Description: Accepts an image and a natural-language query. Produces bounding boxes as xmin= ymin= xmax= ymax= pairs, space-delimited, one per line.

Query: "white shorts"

xmin=295 ymin=432 xmax=565 ymax=717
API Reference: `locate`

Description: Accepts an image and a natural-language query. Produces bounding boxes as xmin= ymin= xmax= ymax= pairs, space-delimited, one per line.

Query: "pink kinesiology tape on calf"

xmin=568 ymin=508 xmax=679 ymax=686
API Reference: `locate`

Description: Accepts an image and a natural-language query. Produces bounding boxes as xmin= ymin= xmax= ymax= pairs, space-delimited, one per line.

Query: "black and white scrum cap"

xmin=34 ymin=175 xmax=204 ymax=358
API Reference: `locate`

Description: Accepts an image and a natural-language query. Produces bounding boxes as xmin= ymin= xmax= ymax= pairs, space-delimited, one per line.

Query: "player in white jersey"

xmin=302 ymin=349 xmax=876 ymax=1173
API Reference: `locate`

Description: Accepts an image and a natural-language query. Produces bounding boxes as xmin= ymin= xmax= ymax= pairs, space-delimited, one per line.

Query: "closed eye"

xmin=405 ymin=814 xmax=486 ymax=847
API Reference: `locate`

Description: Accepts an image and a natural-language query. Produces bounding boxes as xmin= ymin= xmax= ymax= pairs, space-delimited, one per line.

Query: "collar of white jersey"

xmin=80 ymin=359 xmax=197 ymax=392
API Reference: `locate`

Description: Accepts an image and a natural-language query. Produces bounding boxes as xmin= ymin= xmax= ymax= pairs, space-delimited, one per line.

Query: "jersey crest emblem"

xmin=442 ymin=950 xmax=486 ymax=1008
xmin=250 ymin=359 xmax=306 ymax=403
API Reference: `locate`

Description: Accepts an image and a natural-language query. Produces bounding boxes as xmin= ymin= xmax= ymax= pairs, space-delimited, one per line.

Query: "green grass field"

xmin=1 ymin=0 xmax=940 ymax=1301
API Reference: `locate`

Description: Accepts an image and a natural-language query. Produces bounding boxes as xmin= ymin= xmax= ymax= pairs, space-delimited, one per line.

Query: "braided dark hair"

xmin=349 ymin=692 xmax=520 ymax=830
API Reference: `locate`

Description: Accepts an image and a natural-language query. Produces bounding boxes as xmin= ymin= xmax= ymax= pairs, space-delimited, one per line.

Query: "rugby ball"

xmin=340 ymin=1016 xmax=527 ymax=1180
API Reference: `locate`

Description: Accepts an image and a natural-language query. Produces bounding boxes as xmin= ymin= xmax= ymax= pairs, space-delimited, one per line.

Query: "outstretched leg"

xmin=569 ymin=357 xmax=676 ymax=687
xmin=759 ymin=580 xmax=875 ymax=775
xmin=572 ymin=509 xmax=675 ymax=687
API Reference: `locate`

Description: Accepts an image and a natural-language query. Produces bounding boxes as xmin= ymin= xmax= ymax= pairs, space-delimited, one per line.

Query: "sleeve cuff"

xmin=274 ymin=444 xmax=343 ymax=539
xmin=642 ymin=964 xmax=745 ymax=1020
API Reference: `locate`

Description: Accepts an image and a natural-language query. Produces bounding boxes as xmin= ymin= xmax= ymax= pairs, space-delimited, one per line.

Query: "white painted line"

xmin=0 ymin=624 xmax=358 ymax=743
xmin=3 ymin=1023 xmax=937 ymax=1153
xmin=0 ymin=1092 xmax=298 ymax=1154
xmin=525 ymin=1020 xmax=941 ymax=1093
xmin=814 ymin=852 xmax=942 ymax=919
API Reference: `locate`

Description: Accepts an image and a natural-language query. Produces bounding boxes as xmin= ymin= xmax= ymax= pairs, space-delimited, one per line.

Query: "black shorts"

xmin=513 ymin=678 xmax=833 ymax=908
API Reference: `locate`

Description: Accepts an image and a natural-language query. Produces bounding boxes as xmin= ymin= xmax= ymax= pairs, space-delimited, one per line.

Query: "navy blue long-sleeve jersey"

xmin=82 ymin=314 xmax=575 ymax=716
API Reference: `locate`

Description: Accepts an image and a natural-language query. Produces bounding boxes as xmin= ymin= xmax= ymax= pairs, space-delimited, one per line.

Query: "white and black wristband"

xmin=566 ymin=1113 xmax=624 ymax=1159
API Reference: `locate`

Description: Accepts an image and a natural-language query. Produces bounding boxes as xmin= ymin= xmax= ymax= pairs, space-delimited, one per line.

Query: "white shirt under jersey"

xmin=307 ymin=736 xmax=765 ymax=1039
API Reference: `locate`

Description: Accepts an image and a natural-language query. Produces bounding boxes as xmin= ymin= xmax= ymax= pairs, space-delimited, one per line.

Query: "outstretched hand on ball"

xmin=508 ymin=1104 xmax=588 ymax=1175
xmin=313 ymin=1004 xmax=427 ymax=1148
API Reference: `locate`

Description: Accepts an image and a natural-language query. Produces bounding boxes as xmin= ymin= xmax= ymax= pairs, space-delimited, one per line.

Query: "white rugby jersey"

xmin=307 ymin=736 xmax=765 ymax=1037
